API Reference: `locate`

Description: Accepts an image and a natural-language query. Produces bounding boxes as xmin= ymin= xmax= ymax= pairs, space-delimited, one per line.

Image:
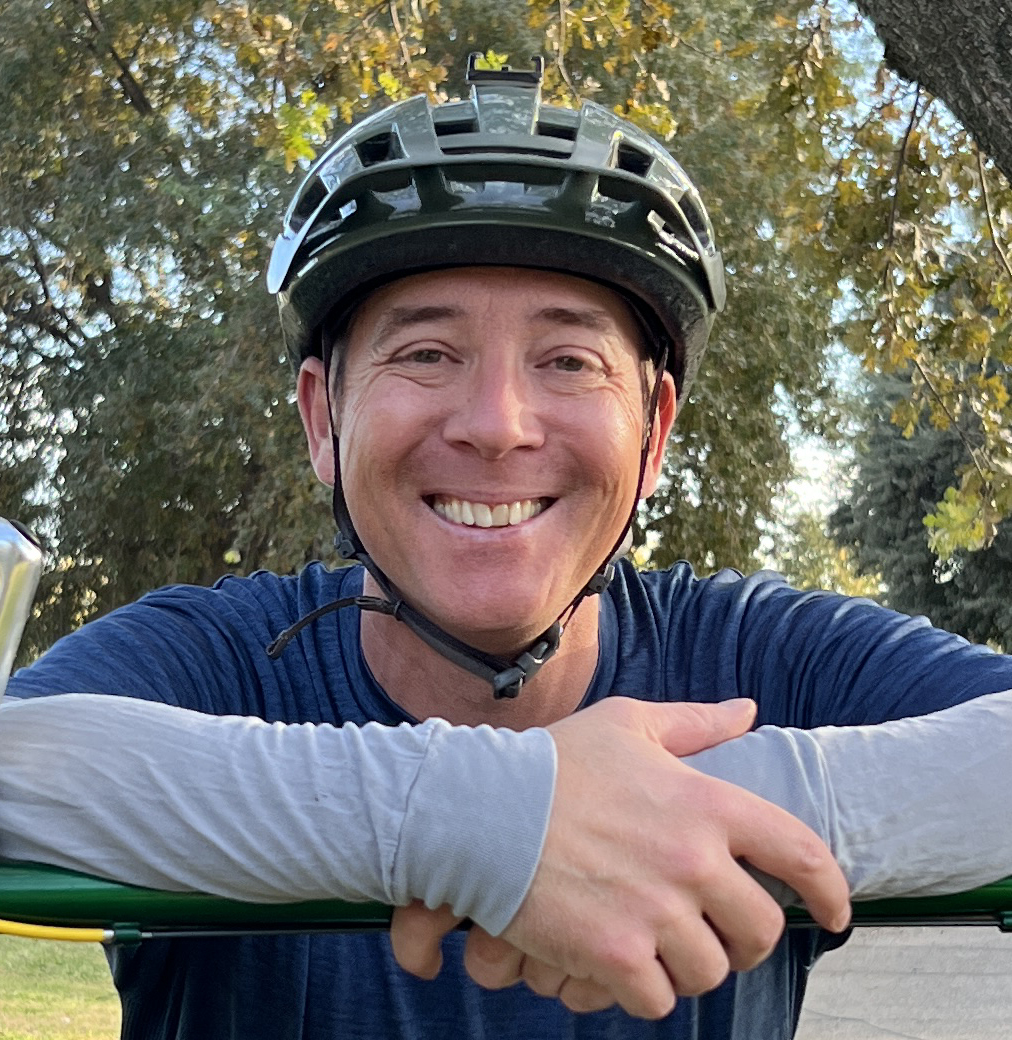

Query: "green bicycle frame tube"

xmin=1 ymin=861 xmax=1010 ymax=943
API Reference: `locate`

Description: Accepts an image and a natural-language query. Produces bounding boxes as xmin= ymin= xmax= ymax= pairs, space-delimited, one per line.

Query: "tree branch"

xmin=387 ymin=0 xmax=413 ymax=68
xmin=910 ymin=354 xmax=993 ymax=513
xmin=883 ymin=84 xmax=922 ymax=283
xmin=75 ymin=0 xmax=154 ymax=116
xmin=553 ymin=0 xmax=582 ymax=103
xmin=977 ymin=145 xmax=1012 ymax=282
xmin=23 ymin=232 xmax=89 ymax=350
xmin=823 ymin=84 xmax=907 ymax=225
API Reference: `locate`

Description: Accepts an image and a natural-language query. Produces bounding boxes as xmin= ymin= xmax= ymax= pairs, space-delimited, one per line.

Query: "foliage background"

xmin=2 ymin=0 xmax=1011 ymax=655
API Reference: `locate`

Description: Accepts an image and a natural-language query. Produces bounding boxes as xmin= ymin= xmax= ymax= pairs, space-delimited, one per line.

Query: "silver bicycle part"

xmin=0 ymin=519 xmax=43 ymax=702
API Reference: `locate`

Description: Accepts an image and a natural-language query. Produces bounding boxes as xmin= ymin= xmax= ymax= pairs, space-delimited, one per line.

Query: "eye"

xmin=401 ymin=347 xmax=445 ymax=364
xmin=551 ymin=355 xmax=587 ymax=373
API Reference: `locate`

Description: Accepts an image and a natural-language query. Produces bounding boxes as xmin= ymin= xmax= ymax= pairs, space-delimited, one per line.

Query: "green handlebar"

xmin=2 ymin=861 xmax=1010 ymax=941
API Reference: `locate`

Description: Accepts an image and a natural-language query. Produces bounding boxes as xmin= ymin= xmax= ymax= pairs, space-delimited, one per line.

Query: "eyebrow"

xmin=367 ymin=302 xmax=618 ymax=344
xmin=533 ymin=306 xmax=616 ymax=332
xmin=370 ymin=305 xmax=464 ymax=343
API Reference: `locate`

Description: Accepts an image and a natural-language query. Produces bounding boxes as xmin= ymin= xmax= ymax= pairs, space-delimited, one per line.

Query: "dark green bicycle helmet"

xmin=267 ymin=54 xmax=725 ymax=404
xmin=266 ymin=56 xmax=726 ymax=698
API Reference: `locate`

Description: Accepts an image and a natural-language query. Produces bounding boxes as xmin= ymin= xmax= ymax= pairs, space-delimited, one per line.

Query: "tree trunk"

xmin=856 ymin=0 xmax=1012 ymax=181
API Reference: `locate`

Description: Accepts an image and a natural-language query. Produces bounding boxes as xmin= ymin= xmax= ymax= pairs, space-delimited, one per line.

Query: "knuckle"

xmin=592 ymin=931 xmax=650 ymax=984
xmin=521 ymin=960 xmax=565 ymax=997
xmin=677 ymin=953 xmax=730 ymax=996
xmin=751 ymin=906 xmax=787 ymax=959
xmin=790 ymin=829 xmax=835 ymax=881
xmin=730 ymin=886 xmax=787 ymax=957
xmin=669 ymin=844 xmax=719 ymax=889
xmin=731 ymin=902 xmax=786 ymax=969
xmin=463 ymin=935 xmax=518 ymax=989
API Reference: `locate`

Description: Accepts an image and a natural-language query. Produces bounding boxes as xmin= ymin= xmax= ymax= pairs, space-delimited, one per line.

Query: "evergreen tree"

xmin=832 ymin=377 xmax=1012 ymax=647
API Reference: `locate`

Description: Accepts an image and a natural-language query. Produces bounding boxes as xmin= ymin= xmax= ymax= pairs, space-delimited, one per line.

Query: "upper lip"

xmin=425 ymin=492 xmax=554 ymax=503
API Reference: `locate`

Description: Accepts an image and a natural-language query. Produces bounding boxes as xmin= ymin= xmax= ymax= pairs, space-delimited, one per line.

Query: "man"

xmin=2 ymin=55 xmax=1012 ymax=1039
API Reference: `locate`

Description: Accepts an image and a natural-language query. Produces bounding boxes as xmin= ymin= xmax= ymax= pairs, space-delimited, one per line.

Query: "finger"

xmin=464 ymin=927 xmax=525 ymax=990
xmin=558 ymin=976 xmax=616 ymax=1014
xmin=698 ymin=872 xmax=787 ymax=973
xmin=636 ymin=698 xmax=758 ymax=757
xmin=730 ymin=798 xmax=851 ymax=933
xmin=655 ymin=914 xmax=732 ymax=995
xmin=519 ymin=956 xmax=569 ymax=999
xmin=390 ymin=901 xmax=462 ymax=980
xmin=588 ymin=937 xmax=676 ymax=1020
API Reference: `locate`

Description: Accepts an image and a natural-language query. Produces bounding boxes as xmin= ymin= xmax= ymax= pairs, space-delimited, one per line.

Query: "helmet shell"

xmin=267 ymin=56 xmax=725 ymax=401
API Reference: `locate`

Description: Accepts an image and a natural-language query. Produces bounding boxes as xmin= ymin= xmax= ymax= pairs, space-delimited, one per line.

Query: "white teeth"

xmin=431 ymin=497 xmax=547 ymax=528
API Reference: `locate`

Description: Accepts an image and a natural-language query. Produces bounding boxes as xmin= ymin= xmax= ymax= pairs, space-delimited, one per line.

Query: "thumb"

xmin=390 ymin=901 xmax=463 ymax=980
xmin=643 ymin=698 xmax=757 ymax=757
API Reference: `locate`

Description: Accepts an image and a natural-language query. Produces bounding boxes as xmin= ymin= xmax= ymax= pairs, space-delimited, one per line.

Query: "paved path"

xmin=795 ymin=927 xmax=1012 ymax=1039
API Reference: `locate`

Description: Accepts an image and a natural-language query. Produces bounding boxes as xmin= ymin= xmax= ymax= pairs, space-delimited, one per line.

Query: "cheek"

xmin=602 ymin=385 xmax=649 ymax=460
xmin=336 ymin=384 xmax=435 ymax=488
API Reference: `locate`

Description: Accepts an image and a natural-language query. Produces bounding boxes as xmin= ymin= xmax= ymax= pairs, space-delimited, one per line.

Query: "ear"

xmin=297 ymin=356 xmax=336 ymax=487
xmin=640 ymin=370 xmax=676 ymax=499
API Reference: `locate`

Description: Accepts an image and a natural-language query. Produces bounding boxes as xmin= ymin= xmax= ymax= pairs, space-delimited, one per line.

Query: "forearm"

xmin=686 ymin=688 xmax=1012 ymax=900
xmin=4 ymin=690 xmax=1007 ymax=931
xmin=0 ymin=694 xmax=554 ymax=935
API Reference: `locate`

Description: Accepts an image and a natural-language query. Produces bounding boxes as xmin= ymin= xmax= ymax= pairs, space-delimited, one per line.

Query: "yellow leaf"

xmin=774 ymin=13 xmax=795 ymax=29
xmin=474 ymin=50 xmax=510 ymax=71
xmin=713 ymin=38 xmax=722 ymax=53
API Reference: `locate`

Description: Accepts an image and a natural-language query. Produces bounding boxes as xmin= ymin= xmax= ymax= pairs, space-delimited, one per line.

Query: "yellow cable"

xmin=0 ymin=916 xmax=109 ymax=943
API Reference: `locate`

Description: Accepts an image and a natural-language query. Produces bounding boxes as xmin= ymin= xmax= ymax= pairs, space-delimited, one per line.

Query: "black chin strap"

xmin=267 ymin=333 xmax=666 ymax=700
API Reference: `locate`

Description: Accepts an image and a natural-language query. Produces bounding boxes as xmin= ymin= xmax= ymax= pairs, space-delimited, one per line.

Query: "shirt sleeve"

xmin=684 ymin=687 xmax=1012 ymax=903
xmin=0 ymin=694 xmax=555 ymax=937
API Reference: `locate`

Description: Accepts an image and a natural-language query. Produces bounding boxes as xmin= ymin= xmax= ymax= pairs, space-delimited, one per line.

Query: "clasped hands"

xmin=390 ymin=698 xmax=851 ymax=1019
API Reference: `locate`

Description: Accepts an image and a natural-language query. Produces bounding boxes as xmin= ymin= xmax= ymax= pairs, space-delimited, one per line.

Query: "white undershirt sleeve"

xmin=1 ymin=689 xmax=1010 ymax=934
xmin=685 ymin=687 xmax=1012 ymax=902
xmin=0 ymin=694 xmax=556 ymax=936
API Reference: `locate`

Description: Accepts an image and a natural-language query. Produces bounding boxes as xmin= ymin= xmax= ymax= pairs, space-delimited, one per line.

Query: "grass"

xmin=0 ymin=936 xmax=120 ymax=1039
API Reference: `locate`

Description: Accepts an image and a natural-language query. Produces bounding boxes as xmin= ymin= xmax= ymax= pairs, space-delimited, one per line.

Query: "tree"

xmin=773 ymin=508 xmax=882 ymax=598
xmin=1 ymin=0 xmax=1008 ymax=653
xmin=834 ymin=0 xmax=1012 ymax=559
xmin=831 ymin=376 xmax=1012 ymax=647
xmin=856 ymin=0 xmax=1012 ymax=183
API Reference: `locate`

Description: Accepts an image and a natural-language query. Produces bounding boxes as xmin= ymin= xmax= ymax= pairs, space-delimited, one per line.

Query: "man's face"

xmin=300 ymin=267 xmax=675 ymax=654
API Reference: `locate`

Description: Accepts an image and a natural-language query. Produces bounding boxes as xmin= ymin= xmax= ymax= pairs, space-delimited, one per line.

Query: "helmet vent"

xmin=615 ymin=142 xmax=653 ymax=177
xmin=292 ymin=179 xmax=327 ymax=230
xmin=435 ymin=117 xmax=479 ymax=138
xmin=680 ymin=195 xmax=712 ymax=248
xmin=536 ymin=121 xmax=577 ymax=143
xmin=356 ymin=131 xmax=403 ymax=167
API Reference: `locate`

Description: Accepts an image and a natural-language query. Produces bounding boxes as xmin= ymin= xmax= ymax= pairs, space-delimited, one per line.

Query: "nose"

xmin=442 ymin=360 xmax=545 ymax=459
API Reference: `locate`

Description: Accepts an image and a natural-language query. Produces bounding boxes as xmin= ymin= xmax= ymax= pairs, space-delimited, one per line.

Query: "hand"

xmin=391 ymin=903 xmax=618 ymax=1013
xmin=393 ymin=698 xmax=851 ymax=1019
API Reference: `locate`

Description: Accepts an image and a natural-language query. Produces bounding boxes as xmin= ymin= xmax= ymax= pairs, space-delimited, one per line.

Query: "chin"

xmin=427 ymin=600 xmax=561 ymax=653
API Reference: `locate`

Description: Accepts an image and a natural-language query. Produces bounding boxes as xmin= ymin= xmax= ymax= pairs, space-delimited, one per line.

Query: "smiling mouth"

xmin=427 ymin=495 xmax=553 ymax=528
